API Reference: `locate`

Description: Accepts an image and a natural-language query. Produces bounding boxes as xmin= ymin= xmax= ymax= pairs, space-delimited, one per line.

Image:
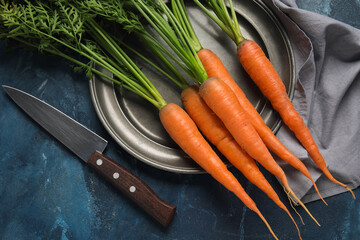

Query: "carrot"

xmin=182 ymin=86 xmax=302 ymax=239
xmin=195 ymin=0 xmax=354 ymax=200
xmin=160 ymin=103 xmax=278 ymax=240
xmin=170 ymin=0 xmax=323 ymax=205
xmin=197 ymin=48 xmax=327 ymax=205
xmin=237 ymin=40 xmax=355 ymax=199
xmin=132 ymin=0 xmax=313 ymax=233
xmin=199 ymin=77 xmax=320 ymax=226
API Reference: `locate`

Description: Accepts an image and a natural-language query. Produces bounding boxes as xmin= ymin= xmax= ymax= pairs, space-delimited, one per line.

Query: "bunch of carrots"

xmin=193 ymin=0 xmax=355 ymax=199
xmin=0 ymin=0 xmax=355 ymax=239
xmin=125 ymin=0 xmax=356 ymax=238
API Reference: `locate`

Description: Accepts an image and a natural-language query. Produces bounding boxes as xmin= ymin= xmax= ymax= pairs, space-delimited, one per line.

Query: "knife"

xmin=3 ymin=85 xmax=176 ymax=227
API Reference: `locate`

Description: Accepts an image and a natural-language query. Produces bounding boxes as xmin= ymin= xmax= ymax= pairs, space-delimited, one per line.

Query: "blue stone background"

xmin=0 ymin=1 xmax=359 ymax=240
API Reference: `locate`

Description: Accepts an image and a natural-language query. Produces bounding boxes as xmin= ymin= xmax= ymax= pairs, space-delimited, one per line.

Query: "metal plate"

xmin=89 ymin=0 xmax=295 ymax=174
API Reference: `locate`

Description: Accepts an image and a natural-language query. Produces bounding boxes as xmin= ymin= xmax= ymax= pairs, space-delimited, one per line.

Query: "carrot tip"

xmin=254 ymin=209 xmax=279 ymax=240
xmin=311 ymin=179 xmax=328 ymax=206
xmin=332 ymin=177 xmax=356 ymax=200
xmin=282 ymin=207 xmax=303 ymax=240
xmin=284 ymin=187 xmax=305 ymax=225
xmin=346 ymin=186 xmax=356 ymax=200
xmin=285 ymin=185 xmax=321 ymax=227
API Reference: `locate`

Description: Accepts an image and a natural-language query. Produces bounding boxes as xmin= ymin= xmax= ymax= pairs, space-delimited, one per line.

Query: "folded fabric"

xmin=261 ymin=0 xmax=360 ymax=203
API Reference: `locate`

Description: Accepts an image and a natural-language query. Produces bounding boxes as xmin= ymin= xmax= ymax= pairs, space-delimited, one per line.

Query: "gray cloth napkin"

xmin=261 ymin=0 xmax=360 ymax=203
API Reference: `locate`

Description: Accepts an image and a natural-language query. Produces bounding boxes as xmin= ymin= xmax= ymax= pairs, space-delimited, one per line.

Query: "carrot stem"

xmin=193 ymin=0 xmax=244 ymax=44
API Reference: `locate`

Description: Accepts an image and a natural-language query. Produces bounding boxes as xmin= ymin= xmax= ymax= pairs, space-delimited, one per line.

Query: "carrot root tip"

xmin=285 ymin=185 xmax=321 ymax=227
xmin=311 ymin=180 xmax=328 ymax=206
xmin=346 ymin=186 xmax=356 ymax=200
xmin=254 ymin=209 xmax=279 ymax=240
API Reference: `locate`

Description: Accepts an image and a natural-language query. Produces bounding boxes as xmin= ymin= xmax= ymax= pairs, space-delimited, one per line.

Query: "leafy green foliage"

xmin=73 ymin=0 xmax=145 ymax=33
xmin=0 ymin=0 xmax=167 ymax=109
xmin=193 ymin=0 xmax=243 ymax=45
xmin=131 ymin=0 xmax=208 ymax=85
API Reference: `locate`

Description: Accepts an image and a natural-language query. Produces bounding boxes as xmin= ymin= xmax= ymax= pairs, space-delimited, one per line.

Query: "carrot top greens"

xmin=71 ymin=0 xmax=190 ymax=89
xmin=171 ymin=0 xmax=202 ymax=53
xmin=0 ymin=0 xmax=167 ymax=109
xmin=193 ymin=0 xmax=244 ymax=45
xmin=130 ymin=0 xmax=208 ymax=85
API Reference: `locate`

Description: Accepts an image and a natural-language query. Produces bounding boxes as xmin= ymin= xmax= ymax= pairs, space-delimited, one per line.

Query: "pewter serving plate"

xmin=89 ymin=0 xmax=295 ymax=174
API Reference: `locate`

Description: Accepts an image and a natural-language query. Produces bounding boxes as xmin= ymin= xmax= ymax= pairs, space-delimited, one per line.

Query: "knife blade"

xmin=3 ymin=85 xmax=176 ymax=227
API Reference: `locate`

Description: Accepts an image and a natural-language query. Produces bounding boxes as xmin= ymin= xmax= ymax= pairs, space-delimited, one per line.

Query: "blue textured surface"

xmin=0 ymin=1 xmax=359 ymax=240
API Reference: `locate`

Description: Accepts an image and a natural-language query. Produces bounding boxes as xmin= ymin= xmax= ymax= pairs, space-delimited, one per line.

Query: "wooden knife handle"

xmin=88 ymin=151 xmax=176 ymax=227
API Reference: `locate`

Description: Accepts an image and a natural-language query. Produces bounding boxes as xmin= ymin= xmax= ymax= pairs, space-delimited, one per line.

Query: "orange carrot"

xmin=237 ymin=40 xmax=355 ymax=199
xmin=159 ymin=103 xmax=278 ymax=239
xmin=199 ymin=77 xmax=320 ymax=226
xmin=133 ymin=0 xmax=312 ymax=232
xmin=197 ymin=48 xmax=327 ymax=205
xmin=182 ymin=86 xmax=302 ymax=239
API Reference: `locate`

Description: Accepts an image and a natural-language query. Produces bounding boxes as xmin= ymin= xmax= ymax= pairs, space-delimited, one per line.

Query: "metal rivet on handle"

xmin=129 ymin=186 xmax=136 ymax=193
xmin=113 ymin=172 xmax=120 ymax=179
xmin=96 ymin=159 xmax=103 ymax=166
